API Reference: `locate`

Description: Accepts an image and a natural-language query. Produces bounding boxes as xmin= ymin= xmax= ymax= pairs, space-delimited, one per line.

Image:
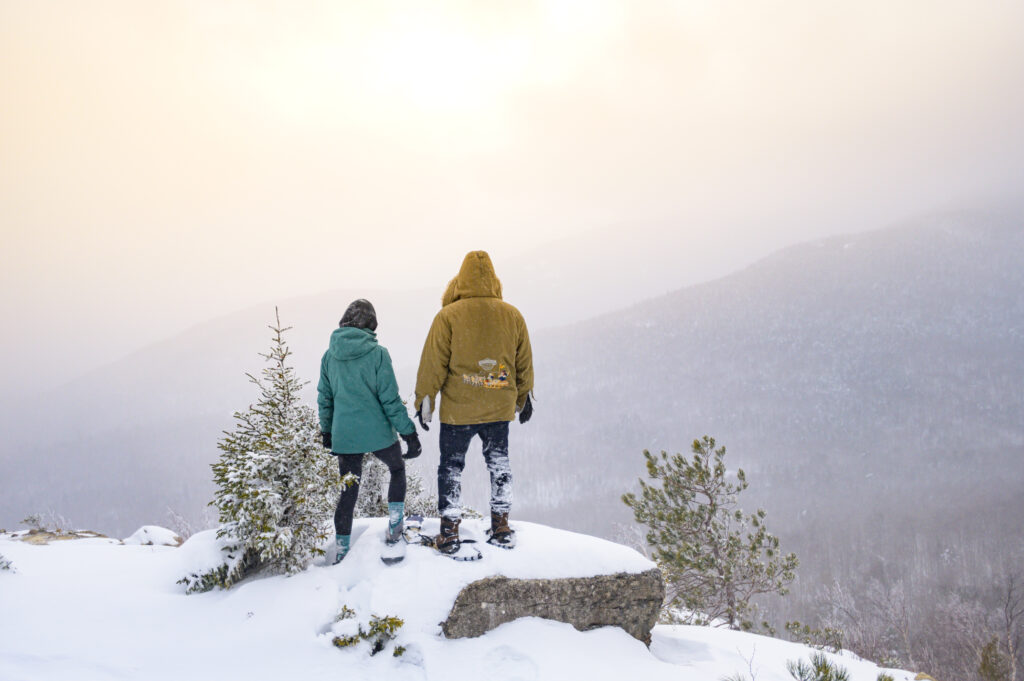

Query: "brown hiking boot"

xmin=435 ymin=516 xmax=461 ymax=555
xmin=487 ymin=511 xmax=516 ymax=549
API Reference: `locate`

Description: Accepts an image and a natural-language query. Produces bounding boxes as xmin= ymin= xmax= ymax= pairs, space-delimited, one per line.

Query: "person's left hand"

xmin=401 ymin=432 xmax=422 ymax=459
xmin=321 ymin=431 xmax=332 ymax=450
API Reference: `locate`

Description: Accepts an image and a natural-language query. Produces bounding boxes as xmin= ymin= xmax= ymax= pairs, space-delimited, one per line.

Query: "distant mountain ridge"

xmin=1 ymin=210 xmax=1021 ymax=556
xmin=511 ymin=210 xmax=1023 ymax=594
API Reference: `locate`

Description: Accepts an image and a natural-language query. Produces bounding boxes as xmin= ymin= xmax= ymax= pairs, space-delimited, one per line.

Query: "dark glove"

xmin=321 ymin=431 xmax=332 ymax=450
xmin=416 ymin=410 xmax=429 ymax=431
xmin=401 ymin=432 xmax=422 ymax=460
xmin=518 ymin=394 xmax=533 ymax=424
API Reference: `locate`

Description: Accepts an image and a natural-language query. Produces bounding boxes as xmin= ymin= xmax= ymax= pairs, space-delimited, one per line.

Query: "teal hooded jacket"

xmin=317 ymin=327 xmax=416 ymax=455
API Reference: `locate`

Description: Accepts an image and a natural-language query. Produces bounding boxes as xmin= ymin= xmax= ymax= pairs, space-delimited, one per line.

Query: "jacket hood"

xmin=328 ymin=327 xmax=378 ymax=361
xmin=339 ymin=298 xmax=378 ymax=331
xmin=442 ymin=251 xmax=503 ymax=306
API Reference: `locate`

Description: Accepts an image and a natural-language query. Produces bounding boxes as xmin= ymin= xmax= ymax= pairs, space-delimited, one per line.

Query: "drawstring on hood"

xmin=441 ymin=251 xmax=503 ymax=307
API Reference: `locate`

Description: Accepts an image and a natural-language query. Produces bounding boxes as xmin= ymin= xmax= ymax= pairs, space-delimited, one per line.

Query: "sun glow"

xmin=191 ymin=3 xmax=631 ymax=130
xmin=357 ymin=13 xmax=534 ymax=114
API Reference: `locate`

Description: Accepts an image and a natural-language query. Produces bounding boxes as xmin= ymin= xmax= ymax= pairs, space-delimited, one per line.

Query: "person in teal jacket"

xmin=317 ymin=299 xmax=421 ymax=564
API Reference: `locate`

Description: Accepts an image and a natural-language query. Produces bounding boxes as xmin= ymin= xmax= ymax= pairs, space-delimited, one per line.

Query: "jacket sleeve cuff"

xmin=416 ymin=394 xmax=435 ymax=417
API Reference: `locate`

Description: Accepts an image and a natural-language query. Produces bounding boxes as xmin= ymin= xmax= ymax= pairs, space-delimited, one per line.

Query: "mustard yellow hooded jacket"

xmin=415 ymin=251 xmax=534 ymax=425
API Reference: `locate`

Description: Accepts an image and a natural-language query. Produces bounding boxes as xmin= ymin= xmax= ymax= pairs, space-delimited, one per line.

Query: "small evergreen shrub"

xmin=877 ymin=673 xmax=895 ymax=681
xmin=331 ymin=614 xmax=405 ymax=656
xmin=785 ymin=620 xmax=845 ymax=653
xmin=334 ymin=605 xmax=357 ymax=622
xmin=363 ymin=615 xmax=404 ymax=655
xmin=179 ymin=543 xmax=259 ymax=595
xmin=979 ymin=636 xmax=1013 ymax=681
xmin=331 ymin=633 xmax=361 ymax=648
xmin=21 ymin=514 xmax=45 ymax=531
xmin=786 ymin=652 xmax=851 ymax=681
xmin=623 ymin=436 xmax=798 ymax=628
xmin=353 ymin=457 xmax=436 ymax=519
xmin=180 ymin=310 xmax=343 ymax=593
xmin=21 ymin=511 xmax=73 ymax=534
xmin=0 ymin=553 xmax=12 ymax=571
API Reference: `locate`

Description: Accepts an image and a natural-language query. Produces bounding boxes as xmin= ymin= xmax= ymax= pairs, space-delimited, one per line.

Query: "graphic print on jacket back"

xmin=462 ymin=358 xmax=511 ymax=389
xmin=415 ymin=250 xmax=535 ymax=425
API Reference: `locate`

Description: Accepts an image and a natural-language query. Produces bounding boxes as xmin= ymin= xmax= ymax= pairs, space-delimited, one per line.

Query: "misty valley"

xmin=2 ymin=210 xmax=1022 ymax=681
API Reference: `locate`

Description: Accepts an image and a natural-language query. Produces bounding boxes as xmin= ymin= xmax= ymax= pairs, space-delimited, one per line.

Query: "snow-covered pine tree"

xmin=180 ymin=309 xmax=345 ymax=594
xmin=353 ymin=457 xmax=437 ymax=519
xmin=402 ymin=466 xmax=438 ymax=517
xmin=622 ymin=436 xmax=798 ymax=630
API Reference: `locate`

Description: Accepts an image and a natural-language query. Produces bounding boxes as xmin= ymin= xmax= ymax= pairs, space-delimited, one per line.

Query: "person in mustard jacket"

xmin=414 ymin=251 xmax=534 ymax=554
xmin=318 ymin=299 xmax=421 ymax=564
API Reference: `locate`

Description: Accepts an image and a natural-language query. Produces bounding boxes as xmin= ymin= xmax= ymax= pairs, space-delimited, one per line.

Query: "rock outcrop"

xmin=441 ymin=568 xmax=664 ymax=644
xmin=16 ymin=529 xmax=108 ymax=545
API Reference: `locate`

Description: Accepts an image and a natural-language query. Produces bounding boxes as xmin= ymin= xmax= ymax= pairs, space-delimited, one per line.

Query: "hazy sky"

xmin=2 ymin=0 xmax=1024 ymax=398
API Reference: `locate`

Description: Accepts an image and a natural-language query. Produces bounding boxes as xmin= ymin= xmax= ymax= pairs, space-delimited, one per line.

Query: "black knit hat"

xmin=339 ymin=299 xmax=378 ymax=331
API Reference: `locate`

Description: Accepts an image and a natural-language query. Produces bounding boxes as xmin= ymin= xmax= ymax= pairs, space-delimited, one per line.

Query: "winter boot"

xmin=334 ymin=534 xmax=351 ymax=565
xmin=386 ymin=502 xmax=405 ymax=544
xmin=434 ymin=516 xmax=461 ymax=555
xmin=486 ymin=511 xmax=516 ymax=549
xmin=380 ymin=502 xmax=407 ymax=565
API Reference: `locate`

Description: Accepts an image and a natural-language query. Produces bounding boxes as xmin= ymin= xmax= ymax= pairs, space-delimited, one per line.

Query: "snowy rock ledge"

xmin=442 ymin=568 xmax=663 ymax=643
xmin=311 ymin=517 xmax=660 ymax=649
xmin=0 ymin=523 xmax=917 ymax=681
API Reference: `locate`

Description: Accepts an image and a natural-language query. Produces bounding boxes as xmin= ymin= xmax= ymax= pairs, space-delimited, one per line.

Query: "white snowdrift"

xmin=123 ymin=525 xmax=182 ymax=547
xmin=0 ymin=520 xmax=913 ymax=681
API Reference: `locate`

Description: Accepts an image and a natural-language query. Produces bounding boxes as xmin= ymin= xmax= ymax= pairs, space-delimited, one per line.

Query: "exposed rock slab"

xmin=441 ymin=567 xmax=664 ymax=644
xmin=15 ymin=529 xmax=109 ymax=545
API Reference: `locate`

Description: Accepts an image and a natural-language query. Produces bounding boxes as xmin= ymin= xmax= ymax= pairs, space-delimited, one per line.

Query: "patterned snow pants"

xmin=438 ymin=421 xmax=512 ymax=520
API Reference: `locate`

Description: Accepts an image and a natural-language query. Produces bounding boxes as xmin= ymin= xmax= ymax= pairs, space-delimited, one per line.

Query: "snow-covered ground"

xmin=0 ymin=520 xmax=912 ymax=681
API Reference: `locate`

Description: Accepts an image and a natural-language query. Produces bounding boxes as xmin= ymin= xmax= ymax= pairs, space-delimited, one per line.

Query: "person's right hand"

xmin=401 ymin=432 xmax=422 ymax=459
xmin=416 ymin=396 xmax=432 ymax=431
xmin=518 ymin=395 xmax=533 ymax=424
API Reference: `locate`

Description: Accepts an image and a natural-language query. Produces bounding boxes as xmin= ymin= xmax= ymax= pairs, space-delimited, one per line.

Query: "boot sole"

xmin=381 ymin=539 xmax=406 ymax=565
xmin=486 ymin=528 xmax=517 ymax=549
xmin=435 ymin=539 xmax=482 ymax=561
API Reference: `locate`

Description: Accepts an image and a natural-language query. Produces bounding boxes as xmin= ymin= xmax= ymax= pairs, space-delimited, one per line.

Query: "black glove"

xmin=321 ymin=432 xmax=332 ymax=450
xmin=401 ymin=432 xmax=422 ymax=460
xmin=518 ymin=394 xmax=533 ymax=424
xmin=416 ymin=410 xmax=429 ymax=431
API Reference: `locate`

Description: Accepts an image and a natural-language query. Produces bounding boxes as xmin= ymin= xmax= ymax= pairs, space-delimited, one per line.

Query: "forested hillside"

xmin=515 ymin=211 xmax=1023 ymax=659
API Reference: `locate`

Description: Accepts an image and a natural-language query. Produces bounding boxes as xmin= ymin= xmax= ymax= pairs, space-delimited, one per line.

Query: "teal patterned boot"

xmin=386 ymin=502 xmax=405 ymax=543
xmin=334 ymin=534 xmax=350 ymax=565
xmin=381 ymin=502 xmax=406 ymax=565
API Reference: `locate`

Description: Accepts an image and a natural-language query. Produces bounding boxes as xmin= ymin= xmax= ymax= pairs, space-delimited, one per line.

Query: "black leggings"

xmin=334 ymin=441 xmax=405 ymax=535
